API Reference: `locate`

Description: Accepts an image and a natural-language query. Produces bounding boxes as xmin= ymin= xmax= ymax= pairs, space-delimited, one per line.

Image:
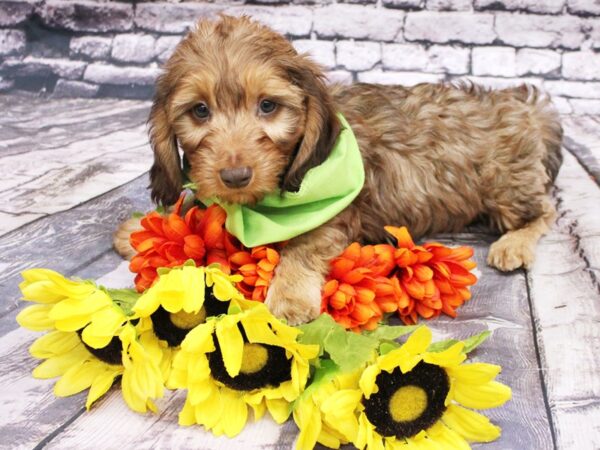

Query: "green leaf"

xmin=363 ymin=324 xmax=418 ymax=341
xmin=105 ymin=288 xmax=140 ymax=316
xmin=379 ymin=341 xmax=400 ymax=356
xmin=297 ymin=314 xmax=338 ymax=357
xmin=427 ymin=338 xmax=458 ymax=353
xmin=462 ymin=330 xmax=491 ymax=353
xmin=131 ymin=211 xmax=144 ymax=219
xmin=298 ymin=314 xmax=379 ymax=371
xmin=428 ymin=330 xmax=491 ymax=354
xmin=323 ymin=328 xmax=378 ymax=372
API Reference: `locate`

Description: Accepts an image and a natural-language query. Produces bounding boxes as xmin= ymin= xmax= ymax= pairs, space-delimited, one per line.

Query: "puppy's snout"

xmin=219 ymin=166 xmax=253 ymax=188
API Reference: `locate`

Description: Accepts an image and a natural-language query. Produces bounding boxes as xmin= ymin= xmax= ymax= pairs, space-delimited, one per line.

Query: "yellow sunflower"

xmin=25 ymin=329 xmax=124 ymax=410
xmin=17 ymin=268 xmax=133 ymax=349
xmin=17 ymin=268 xmax=168 ymax=413
xmin=169 ymin=302 xmax=320 ymax=437
xmin=294 ymin=326 xmax=511 ymax=450
xmin=132 ymin=264 xmax=244 ymax=347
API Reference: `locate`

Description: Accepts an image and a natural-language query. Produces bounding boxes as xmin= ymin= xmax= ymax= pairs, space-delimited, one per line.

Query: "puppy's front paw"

xmin=487 ymin=234 xmax=535 ymax=271
xmin=264 ymin=271 xmax=323 ymax=326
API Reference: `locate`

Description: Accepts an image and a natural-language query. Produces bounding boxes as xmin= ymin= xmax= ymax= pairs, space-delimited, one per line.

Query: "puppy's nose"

xmin=219 ymin=167 xmax=253 ymax=188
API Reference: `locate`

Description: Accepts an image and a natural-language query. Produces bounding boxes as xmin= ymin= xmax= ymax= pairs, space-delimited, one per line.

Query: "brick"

xmin=544 ymin=80 xmax=600 ymax=99
xmin=70 ymin=36 xmax=112 ymax=60
xmin=427 ymin=45 xmax=470 ymax=73
xmin=426 ymin=0 xmax=472 ymax=11
xmin=358 ymin=70 xmax=443 ymax=85
xmin=1 ymin=57 xmax=86 ymax=80
xmin=155 ymin=36 xmax=181 ymax=64
xmin=516 ymin=49 xmax=561 ymax=76
xmin=98 ymin=84 xmax=154 ymax=100
xmin=563 ymin=52 xmax=600 ymax=80
xmin=293 ymin=40 xmax=335 ymax=69
xmin=0 ymin=0 xmax=34 ymax=26
xmin=314 ymin=5 xmax=403 ymax=41
xmin=40 ymin=1 xmax=133 ymax=32
xmin=135 ymin=3 xmax=222 ymax=33
xmin=404 ymin=12 xmax=495 ymax=44
xmin=587 ymin=18 xmax=600 ymax=50
xmin=0 ymin=29 xmax=26 ymax=57
xmin=326 ymin=70 xmax=353 ymax=84
xmin=383 ymin=0 xmax=423 ymax=8
xmin=84 ymin=63 xmax=161 ymax=86
xmin=383 ymin=43 xmax=469 ymax=74
xmin=111 ymin=34 xmax=156 ymax=64
xmin=336 ymin=40 xmax=380 ymax=71
xmin=233 ymin=6 xmax=313 ymax=37
xmin=550 ymin=96 xmax=572 ymax=114
xmin=453 ymin=75 xmax=543 ymax=89
xmin=570 ymin=99 xmax=600 ymax=114
xmin=568 ymin=0 xmax=600 ymax=15
xmin=53 ymin=79 xmax=99 ymax=98
xmin=475 ymin=0 xmax=566 ymax=14
xmin=472 ymin=47 xmax=516 ymax=77
xmin=495 ymin=13 xmax=584 ymax=49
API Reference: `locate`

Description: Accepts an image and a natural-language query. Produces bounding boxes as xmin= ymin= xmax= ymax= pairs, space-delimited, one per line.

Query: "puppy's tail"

xmin=112 ymin=217 xmax=141 ymax=261
xmin=504 ymin=84 xmax=563 ymax=186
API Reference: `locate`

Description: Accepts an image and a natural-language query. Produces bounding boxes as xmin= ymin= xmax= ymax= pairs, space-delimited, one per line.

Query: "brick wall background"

xmin=1 ymin=0 xmax=599 ymax=114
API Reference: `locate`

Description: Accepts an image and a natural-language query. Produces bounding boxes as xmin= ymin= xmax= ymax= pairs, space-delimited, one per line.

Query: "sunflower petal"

xmin=85 ymin=367 xmax=121 ymax=410
xmin=453 ymin=380 xmax=512 ymax=409
xmin=216 ymin=316 xmax=244 ymax=377
xmin=16 ymin=304 xmax=54 ymax=331
xmin=442 ymin=404 xmax=501 ymax=442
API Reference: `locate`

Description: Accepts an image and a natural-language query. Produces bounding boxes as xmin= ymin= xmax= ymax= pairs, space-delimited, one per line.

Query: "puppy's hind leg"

xmin=113 ymin=217 xmax=142 ymax=261
xmin=487 ymin=197 xmax=556 ymax=271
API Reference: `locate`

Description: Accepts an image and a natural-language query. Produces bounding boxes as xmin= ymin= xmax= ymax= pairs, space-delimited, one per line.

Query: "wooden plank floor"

xmin=0 ymin=92 xmax=599 ymax=450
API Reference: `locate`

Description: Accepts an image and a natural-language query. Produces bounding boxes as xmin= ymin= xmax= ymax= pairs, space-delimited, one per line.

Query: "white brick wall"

xmin=0 ymin=0 xmax=599 ymax=114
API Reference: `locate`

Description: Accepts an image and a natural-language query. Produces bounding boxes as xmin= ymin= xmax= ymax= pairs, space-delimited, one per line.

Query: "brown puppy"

xmin=136 ymin=15 xmax=562 ymax=325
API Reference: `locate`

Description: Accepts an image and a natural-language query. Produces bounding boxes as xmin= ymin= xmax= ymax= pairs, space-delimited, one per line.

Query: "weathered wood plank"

xmin=0 ymin=93 xmax=150 ymax=157
xmin=0 ymin=211 xmax=45 ymax=236
xmin=528 ymin=150 xmax=600 ymax=450
xmin=562 ymin=115 xmax=600 ymax=186
xmin=0 ymin=174 xmax=152 ymax=318
xmin=0 ymin=93 xmax=152 ymax=234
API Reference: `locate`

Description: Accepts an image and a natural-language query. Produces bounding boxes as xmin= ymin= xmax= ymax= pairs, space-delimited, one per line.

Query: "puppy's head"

xmin=149 ymin=15 xmax=340 ymax=206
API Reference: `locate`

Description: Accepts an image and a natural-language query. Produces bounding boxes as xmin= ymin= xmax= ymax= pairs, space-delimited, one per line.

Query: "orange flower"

xmin=384 ymin=226 xmax=477 ymax=324
xmin=129 ymin=196 xmax=231 ymax=292
xmin=321 ymin=242 xmax=398 ymax=332
xmin=424 ymin=242 xmax=478 ymax=318
xmin=228 ymin=245 xmax=280 ymax=302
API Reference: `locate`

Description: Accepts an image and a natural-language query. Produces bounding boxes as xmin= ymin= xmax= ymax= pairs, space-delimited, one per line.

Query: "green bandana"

xmin=201 ymin=113 xmax=364 ymax=247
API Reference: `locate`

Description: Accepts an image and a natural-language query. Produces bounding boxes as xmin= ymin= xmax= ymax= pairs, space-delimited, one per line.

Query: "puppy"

xmin=121 ymin=15 xmax=562 ymax=325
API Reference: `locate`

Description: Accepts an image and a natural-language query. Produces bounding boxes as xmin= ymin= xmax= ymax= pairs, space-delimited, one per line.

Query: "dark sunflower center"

xmin=362 ymin=361 xmax=450 ymax=439
xmin=151 ymin=285 xmax=230 ymax=347
xmin=77 ymin=330 xmax=122 ymax=366
xmin=208 ymin=334 xmax=292 ymax=391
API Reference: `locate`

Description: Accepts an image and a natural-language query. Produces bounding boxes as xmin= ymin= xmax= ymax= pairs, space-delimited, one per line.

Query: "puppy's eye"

xmin=259 ymin=99 xmax=277 ymax=115
xmin=192 ymin=102 xmax=210 ymax=119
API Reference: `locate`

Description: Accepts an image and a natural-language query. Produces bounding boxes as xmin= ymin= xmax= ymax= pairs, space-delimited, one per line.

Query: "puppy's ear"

xmin=281 ymin=58 xmax=340 ymax=192
xmin=148 ymin=91 xmax=182 ymax=206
